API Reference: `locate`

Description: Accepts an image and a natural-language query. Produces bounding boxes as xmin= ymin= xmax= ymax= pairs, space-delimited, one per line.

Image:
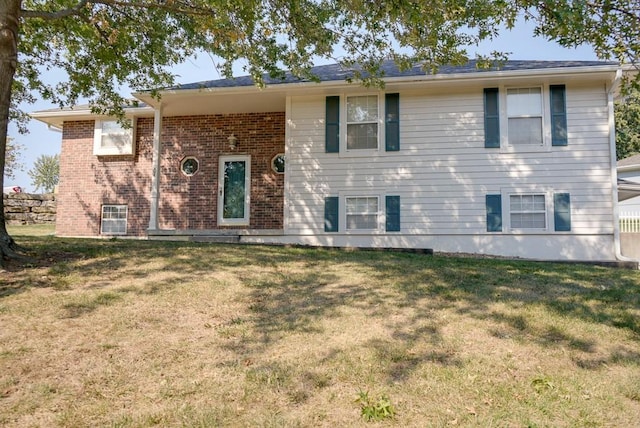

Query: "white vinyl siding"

xmin=285 ymin=82 xmax=614 ymax=243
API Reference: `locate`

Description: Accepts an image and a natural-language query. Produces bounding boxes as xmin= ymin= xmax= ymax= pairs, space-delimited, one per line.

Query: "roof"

xmin=617 ymin=153 xmax=640 ymax=169
xmin=167 ymin=60 xmax=618 ymax=91
xmin=32 ymin=59 xmax=620 ymax=127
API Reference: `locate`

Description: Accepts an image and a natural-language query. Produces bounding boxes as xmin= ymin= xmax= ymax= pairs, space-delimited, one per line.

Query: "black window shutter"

xmin=385 ymin=93 xmax=400 ymax=152
xmin=325 ymin=96 xmax=340 ymax=153
xmin=484 ymin=88 xmax=500 ymax=148
xmin=324 ymin=196 xmax=339 ymax=232
xmin=550 ymin=85 xmax=568 ymax=146
xmin=486 ymin=194 xmax=502 ymax=232
xmin=385 ymin=195 xmax=401 ymax=232
xmin=554 ymin=193 xmax=571 ymax=231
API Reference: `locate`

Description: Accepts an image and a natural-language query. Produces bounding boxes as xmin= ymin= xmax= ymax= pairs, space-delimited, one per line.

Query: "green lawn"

xmin=6 ymin=223 xmax=55 ymax=236
xmin=1 ymin=236 xmax=639 ymax=427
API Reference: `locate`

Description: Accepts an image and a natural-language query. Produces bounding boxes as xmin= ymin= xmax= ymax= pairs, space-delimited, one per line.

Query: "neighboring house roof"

xmin=617 ymin=153 xmax=640 ymax=171
xmin=617 ymin=155 xmax=640 ymax=201
xmin=166 ymin=60 xmax=618 ymax=91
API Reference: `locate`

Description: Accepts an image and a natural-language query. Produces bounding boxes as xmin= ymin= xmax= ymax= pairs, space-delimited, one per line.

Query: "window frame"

xmin=509 ymin=193 xmax=547 ymax=230
xmin=180 ymin=157 xmax=199 ymax=177
xmin=101 ymin=204 xmax=128 ymax=235
xmin=93 ymin=118 xmax=136 ymax=156
xmin=499 ymin=85 xmax=552 ymax=153
xmin=271 ymin=153 xmax=285 ymax=174
xmin=338 ymin=191 xmax=386 ymax=233
xmin=501 ymin=189 xmax=554 ymax=233
xmin=340 ymin=93 xmax=385 ymax=156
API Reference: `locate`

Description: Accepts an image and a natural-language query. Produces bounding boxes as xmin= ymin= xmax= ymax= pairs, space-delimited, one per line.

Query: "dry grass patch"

xmin=1 ymin=237 xmax=640 ymax=426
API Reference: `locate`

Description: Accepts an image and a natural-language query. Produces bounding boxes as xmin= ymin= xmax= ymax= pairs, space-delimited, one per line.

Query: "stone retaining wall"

xmin=3 ymin=193 xmax=56 ymax=225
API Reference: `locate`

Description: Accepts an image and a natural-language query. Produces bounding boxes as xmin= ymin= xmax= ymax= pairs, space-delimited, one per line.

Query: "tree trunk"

xmin=0 ymin=0 xmax=28 ymax=266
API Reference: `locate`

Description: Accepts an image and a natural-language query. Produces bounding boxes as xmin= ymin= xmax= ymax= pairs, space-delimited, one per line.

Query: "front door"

xmin=218 ymin=155 xmax=251 ymax=226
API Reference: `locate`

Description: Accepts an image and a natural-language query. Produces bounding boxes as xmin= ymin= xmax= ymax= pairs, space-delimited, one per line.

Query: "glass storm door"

xmin=218 ymin=155 xmax=251 ymax=225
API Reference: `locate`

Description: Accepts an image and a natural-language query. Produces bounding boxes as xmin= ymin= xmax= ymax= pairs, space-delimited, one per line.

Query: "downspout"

xmin=607 ymin=69 xmax=636 ymax=264
xmin=148 ymin=105 xmax=163 ymax=231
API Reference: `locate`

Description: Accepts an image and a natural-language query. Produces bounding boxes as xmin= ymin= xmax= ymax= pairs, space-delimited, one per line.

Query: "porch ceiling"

xmin=136 ymin=89 xmax=288 ymax=116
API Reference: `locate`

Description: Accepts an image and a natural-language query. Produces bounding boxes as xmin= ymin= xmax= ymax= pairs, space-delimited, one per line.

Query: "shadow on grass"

xmin=233 ymin=249 xmax=640 ymax=383
xmin=3 ymin=237 xmax=640 ymax=382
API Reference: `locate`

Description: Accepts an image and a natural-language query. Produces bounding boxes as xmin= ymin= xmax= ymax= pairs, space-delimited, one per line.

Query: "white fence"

xmin=619 ymin=212 xmax=640 ymax=233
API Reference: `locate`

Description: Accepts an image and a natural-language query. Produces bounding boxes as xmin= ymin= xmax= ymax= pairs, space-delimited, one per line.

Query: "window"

xmin=325 ymin=93 xmax=399 ymax=154
xmin=181 ymin=157 xmax=199 ymax=176
xmin=346 ymin=95 xmax=378 ymax=150
xmin=101 ymin=205 xmax=127 ymax=235
xmin=271 ymin=153 xmax=285 ymax=174
xmin=487 ymin=191 xmax=571 ymax=233
xmin=509 ymin=194 xmax=546 ymax=229
xmin=93 ymin=119 xmax=135 ymax=156
xmin=484 ymin=85 xmax=567 ymax=151
xmin=324 ymin=194 xmax=401 ymax=233
xmin=346 ymin=196 xmax=379 ymax=230
xmin=507 ymin=88 xmax=543 ymax=146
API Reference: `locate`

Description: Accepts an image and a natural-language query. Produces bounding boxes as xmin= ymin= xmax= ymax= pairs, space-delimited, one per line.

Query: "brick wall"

xmin=57 ymin=113 xmax=285 ymax=237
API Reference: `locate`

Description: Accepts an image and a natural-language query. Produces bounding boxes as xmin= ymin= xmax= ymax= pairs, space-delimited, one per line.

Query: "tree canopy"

xmin=28 ymin=153 xmax=58 ymax=193
xmin=616 ymin=89 xmax=640 ymax=160
xmin=4 ymin=137 xmax=22 ymax=180
xmin=0 ymin=0 xmax=639 ymax=262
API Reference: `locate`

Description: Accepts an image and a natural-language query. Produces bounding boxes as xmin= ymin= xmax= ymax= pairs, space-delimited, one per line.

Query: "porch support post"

xmin=148 ymin=105 xmax=163 ymax=231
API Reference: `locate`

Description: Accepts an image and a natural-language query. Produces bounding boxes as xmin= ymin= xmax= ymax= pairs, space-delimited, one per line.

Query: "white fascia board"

xmin=618 ymin=164 xmax=640 ymax=173
xmin=30 ymin=105 xmax=155 ymax=129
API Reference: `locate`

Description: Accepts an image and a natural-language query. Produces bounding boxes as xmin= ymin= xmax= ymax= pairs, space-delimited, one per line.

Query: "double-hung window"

xmin=346 ymin=196 xmax=379 ymax=230
xmin=325 ymin=194 xmax=401 ymax=233
xmin=486 ymin=191 xmax=571 ymax=233
xmin=346 ymin=95 xmax=379 ymax=150
xmin=484 ymin=85 xmax=567 ymax=151
xmin=507 ymin=88 xmax=543 ymax=147
xmin=509 ymin=194 xmax=546 ymax=229
xmin=94 ymin=119 xmax=136 ymax=156
xmin=325 ymin=93 xmax=400 ymax=154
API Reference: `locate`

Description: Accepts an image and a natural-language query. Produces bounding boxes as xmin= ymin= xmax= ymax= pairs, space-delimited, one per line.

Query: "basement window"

xmin=101 ymin=205 xmax=128 ymax=235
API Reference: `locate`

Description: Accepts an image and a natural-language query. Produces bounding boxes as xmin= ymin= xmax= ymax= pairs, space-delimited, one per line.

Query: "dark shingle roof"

xmin=168 ymin=60 xmax=617 ymax=91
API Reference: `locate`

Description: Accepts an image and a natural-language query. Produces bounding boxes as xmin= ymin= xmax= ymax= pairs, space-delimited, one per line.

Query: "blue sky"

xmin=6 ymin=19 xmax=600 ymax=191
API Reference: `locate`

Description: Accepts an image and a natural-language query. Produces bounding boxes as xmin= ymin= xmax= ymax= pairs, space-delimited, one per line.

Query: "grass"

xmin=6 ymin=223 xmax=55 ymax=237
xmin=1 ymin=230 xmax=640 ymax=426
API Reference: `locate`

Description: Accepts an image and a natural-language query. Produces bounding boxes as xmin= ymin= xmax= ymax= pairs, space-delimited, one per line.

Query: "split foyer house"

xmin=32 ymin=60 xmax=629 ymax=261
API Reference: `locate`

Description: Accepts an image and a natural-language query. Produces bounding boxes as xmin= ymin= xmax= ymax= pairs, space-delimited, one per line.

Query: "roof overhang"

xmin=30 ymin=105 xmax=155 ymax=129
xmin=32 ymin=63 xmax=622 ymax=126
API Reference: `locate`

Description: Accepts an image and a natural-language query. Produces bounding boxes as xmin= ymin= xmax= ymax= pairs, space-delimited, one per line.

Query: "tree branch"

xmin=21 ymin=0 xmax=89 ymax=19
xmin=21 ymin=0 xmax=216 ymax=20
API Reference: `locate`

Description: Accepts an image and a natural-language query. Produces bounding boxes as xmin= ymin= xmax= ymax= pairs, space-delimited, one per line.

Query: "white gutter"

xmin=607 ymin=69 xmax=637 ymax=265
